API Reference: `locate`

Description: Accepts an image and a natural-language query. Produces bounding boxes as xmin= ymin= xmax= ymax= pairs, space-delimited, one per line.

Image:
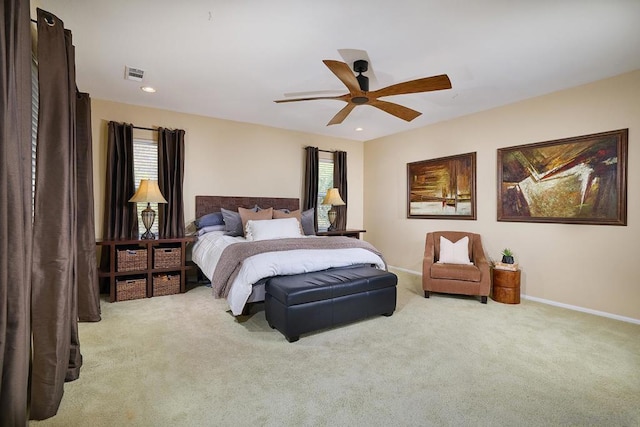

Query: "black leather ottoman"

xmin=265 ymin=266 xmax=397 ymax=342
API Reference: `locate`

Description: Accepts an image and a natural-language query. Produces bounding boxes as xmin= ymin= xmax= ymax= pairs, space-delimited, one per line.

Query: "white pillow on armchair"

xmin=437 ymin=236 xmax=472 ymax=265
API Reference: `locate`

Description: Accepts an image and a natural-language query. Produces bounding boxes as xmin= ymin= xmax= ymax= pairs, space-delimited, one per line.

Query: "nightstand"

xmin=96 ymin=236 xmax=196 ymax=302
xmin=492 ymin=268 xmax=521 ymax=304
xmin=316 ymin=229 xmax=366 ymax=239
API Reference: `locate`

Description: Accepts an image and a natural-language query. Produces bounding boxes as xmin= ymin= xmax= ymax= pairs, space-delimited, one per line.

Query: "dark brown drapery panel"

xmin=76 ymin=92 xmax=100 ymax=322
xmin=158 ymin=128 xmax=185 ymax=237
xmin=31 ymin=8 xmax=82 ymax=420
xmin=334 ymin=150 xmax=347 ymax=230
xmin=103 ymin=122 xmax=138 ymax=240
xmin=0 ymin=0 xmax=32 ymax=424
xmin=303 ymin=146 xmax=319 ymax=231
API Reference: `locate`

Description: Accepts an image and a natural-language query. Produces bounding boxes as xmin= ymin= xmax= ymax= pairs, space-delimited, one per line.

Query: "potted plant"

xmin=501 ymin=248 xmax=515 ymax=264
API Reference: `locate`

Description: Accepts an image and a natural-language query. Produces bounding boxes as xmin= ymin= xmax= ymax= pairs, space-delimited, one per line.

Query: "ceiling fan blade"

xmin=369 ymin=99 xmax=422 ymax=122
xmin=283 ymin=89 xmax=345 ymax=98
xmin=323 ymin=60 xmax=362 ymax=94
xmin=274 ymin=94 xmax=347 ymax=103
xmin=327 ymin=103 xmax=356 ymax=126
xmin=370 ymin=74 xmax=452 ymax=98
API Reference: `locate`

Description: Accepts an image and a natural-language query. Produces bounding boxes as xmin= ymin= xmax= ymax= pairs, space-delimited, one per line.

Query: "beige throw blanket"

xmin=212 ymin=237 xmax=386 ymax=298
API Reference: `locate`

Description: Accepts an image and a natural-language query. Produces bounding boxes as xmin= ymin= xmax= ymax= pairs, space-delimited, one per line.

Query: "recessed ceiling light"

xmin=355 ymin=127 xmax=363 ymax=132
xmin=140 ymin=86 xmax=156 ymax=93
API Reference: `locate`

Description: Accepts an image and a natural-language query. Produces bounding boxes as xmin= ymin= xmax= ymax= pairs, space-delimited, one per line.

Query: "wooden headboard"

xmin=195 ymin=195 xmax=300 ymax=219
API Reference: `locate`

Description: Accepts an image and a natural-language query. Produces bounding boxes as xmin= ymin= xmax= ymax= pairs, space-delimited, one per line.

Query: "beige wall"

xmin=90 ymin=100 xmax=365 ymax=238
xmin=364 ymin=70 xmax=640 ymax=321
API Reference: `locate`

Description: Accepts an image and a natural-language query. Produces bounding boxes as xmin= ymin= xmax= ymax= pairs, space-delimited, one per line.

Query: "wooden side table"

xmin=316 ymin=229 xmax=366 ymax=239
xmin=96 ymin=236 xmax=196 ymax=302
xmin=492 ymin=268 xmax=521 ymax=304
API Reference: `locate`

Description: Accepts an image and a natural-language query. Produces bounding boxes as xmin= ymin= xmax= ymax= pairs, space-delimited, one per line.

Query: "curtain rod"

xmin=304 ymin=147 xmax=335 ymax=153
xmin=30 ymin=17 xmax=54 ymax=26
xmin=132 ymin=125 xmax=158 ymax=132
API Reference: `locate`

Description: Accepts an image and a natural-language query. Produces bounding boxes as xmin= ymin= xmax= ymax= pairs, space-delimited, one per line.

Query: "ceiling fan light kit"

xmin=275 ymin=58 xmax=451 ymax=126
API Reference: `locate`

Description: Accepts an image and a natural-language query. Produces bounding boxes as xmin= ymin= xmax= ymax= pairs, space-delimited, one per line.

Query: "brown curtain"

xmin=303 ymin=146 xmax=319 ymax=231
xmin=334 ymin=150 xmax=347 ymax=230
xmin=0 ymin=0 xmax=33 ymax=423
xmin=103 ymin=122 xmax=138 ymax=240
xmin=158 ymin=128 xmax=185 ymax=238
xmin=76 ymin=92 xmax=100 ymax=322
xmin=30 ymin=8 xmax=82 ymax=420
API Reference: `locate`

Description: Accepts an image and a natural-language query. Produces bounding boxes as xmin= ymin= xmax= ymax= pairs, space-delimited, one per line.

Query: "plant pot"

xmin=502 ymin=255 xmax=514 ymax=264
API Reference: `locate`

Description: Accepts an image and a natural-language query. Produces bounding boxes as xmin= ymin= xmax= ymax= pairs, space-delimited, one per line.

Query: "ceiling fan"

xmin=274 ymin=59 xmax=452 ymax=126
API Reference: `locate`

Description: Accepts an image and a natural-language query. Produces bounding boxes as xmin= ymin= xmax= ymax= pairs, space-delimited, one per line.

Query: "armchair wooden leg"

xmin=481 ymin=296 xmax=487 ymax=304
xmin=424 ymin=291 xmax=430 ymax=298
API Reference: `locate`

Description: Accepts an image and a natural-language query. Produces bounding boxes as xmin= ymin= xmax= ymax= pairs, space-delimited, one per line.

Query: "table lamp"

xmin=321 ymin=188 xmax=345 ymax=231
xmin=129 ymin=179 xmax=167 ymax=239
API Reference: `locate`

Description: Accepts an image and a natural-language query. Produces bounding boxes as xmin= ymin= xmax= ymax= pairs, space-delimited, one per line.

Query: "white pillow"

xmin=245 ymin=218 xmax=303 ymax=241
xmin=437 ymin=236 xmax=472 ymax=265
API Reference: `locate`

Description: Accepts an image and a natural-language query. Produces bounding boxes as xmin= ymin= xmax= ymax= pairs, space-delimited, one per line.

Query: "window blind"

xmin=316 ymin=158 xmax=334 ymax=230
xmin=132 ymin=138 xmax=159 ymax=236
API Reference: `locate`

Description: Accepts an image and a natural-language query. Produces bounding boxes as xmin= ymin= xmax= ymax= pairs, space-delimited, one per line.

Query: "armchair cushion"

xmin=431 ymin=263 xmax=481 ymax=282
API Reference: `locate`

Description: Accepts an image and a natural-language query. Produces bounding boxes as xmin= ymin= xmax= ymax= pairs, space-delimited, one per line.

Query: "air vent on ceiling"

xmin=124 ymin=66 xmax=145 ymax=82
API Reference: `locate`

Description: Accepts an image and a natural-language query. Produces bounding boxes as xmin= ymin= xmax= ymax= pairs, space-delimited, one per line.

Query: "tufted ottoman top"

xmin=266 ymin=266 xmax=397 ymax=306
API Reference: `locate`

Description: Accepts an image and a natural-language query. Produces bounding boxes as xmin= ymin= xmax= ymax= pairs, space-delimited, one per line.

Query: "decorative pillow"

xmin=300 ymin=208 xmax=315 ymax=236
xmin=245 ymin=218 xmax=303 ymax=241
xmin=273 ymin=209 xmax=302 ymax=223
xmin=437 ymin=236 xmax=472 ymax=265
xmin=239 ymin=207 xmax=273 ymax=235
xmin=221 ymin=208 xmax=244 ymax=236
xmin=194 ymin=212 xmax=224 ymax=229
xmin=196 ymin=224 xmax=226 ymax=236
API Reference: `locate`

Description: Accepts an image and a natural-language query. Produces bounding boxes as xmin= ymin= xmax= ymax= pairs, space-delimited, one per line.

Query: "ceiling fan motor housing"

xmin=354 ymin=60 xmax=369 ymax=92
xmin=353 ymin=59 xmax=368 ymax=73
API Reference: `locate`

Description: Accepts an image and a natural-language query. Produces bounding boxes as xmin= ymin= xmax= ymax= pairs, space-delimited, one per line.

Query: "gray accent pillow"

xmin=221 ymin=208 xmax=243 ymax=236
xmin=301 ymin=208 xmax=315 ymax=235
xmin=221 ymin=206 xmax=260 ymax=236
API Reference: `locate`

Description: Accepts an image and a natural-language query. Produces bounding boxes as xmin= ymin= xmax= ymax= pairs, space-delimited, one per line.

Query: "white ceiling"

xmin=36 ymin=0 xmax=640 ymax=142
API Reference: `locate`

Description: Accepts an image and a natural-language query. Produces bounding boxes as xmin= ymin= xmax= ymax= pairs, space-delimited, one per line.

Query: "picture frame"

xmin=407 ymin=152 xmax=477 ymax=219
xmin=497 ymin=129 xmax=628 ymax=225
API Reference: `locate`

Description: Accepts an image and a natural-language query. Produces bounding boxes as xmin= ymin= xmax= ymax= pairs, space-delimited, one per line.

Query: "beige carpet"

xmin=31 ymin=270 xmax=640 ymax=426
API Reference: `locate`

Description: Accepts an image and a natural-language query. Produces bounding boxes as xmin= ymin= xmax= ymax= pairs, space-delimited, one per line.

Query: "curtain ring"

xmin=43 ymin=12 xmax=55 ymax=27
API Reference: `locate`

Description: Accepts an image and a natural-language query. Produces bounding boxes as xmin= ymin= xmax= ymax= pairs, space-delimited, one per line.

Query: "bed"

xmin=191 ymin=195 xmax=387 ymax=315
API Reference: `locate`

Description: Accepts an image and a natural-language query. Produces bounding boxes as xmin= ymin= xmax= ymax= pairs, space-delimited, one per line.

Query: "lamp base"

xmin=140 ymin=203 xmax=156 ymax=240
xmin=141 ymin=230 xmax=155 ymax=240
xmin=327 ymin=208 xmax=337 ymax=231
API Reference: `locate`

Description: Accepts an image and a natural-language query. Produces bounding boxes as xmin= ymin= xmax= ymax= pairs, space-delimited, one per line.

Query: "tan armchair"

xmin=422 ymin=231 xmax=491 ymax=304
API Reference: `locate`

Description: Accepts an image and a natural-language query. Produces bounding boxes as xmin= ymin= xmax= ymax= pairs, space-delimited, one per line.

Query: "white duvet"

xmin=192 ymin=231 xmax=386 ymax=315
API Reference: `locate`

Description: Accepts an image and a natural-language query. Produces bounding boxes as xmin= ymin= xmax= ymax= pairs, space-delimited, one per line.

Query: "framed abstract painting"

xmin=407 ymin=152 xmax=476 ymax=220
xmin=497 ymin=129 xmax=628 ymax=225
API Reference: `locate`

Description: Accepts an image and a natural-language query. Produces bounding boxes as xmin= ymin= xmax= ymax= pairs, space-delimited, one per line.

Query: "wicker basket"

xmin=116 ymin=278 xmax=147 ymax=301
xmin=154 ymin=247 xmax=182 ymax=269
xmin=117 ymin=248 xmax=147 ymax=272
xmin=153 ymin=274 xmax=180 ymax=296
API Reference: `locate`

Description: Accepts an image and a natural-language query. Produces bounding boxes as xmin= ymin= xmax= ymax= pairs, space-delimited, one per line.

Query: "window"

xmin=132 ymin=138 xmax=159 ymax=236
xmin=316 ymin=155 xmax=334 ymax=231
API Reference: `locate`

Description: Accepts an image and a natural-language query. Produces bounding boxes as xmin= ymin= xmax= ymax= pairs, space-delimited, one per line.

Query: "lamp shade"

xmin=128 ymin=179 xmax=168 ymax=204
xmin=321 ymin=188 xmax=345 ymax=206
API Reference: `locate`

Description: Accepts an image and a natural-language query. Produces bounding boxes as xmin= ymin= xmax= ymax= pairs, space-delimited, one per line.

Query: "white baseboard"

xmin=388 ymin=265 xmax=640 ymax=325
